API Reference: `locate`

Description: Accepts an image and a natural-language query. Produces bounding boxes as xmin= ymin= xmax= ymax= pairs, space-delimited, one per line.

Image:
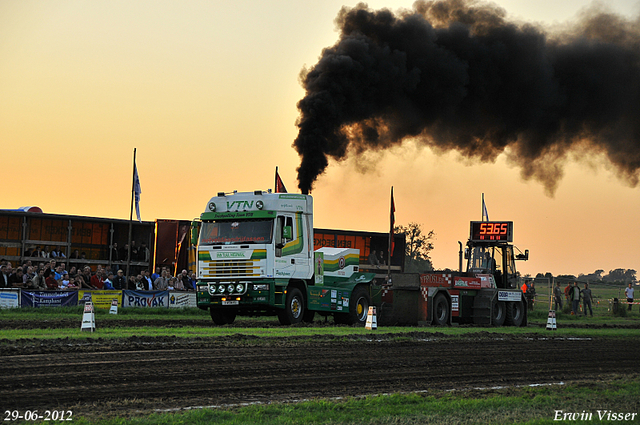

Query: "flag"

xmin=482 ymin=193 xmax=489 ymax=222
xmin=275 ymin=167 xmax=287 ymax=193
xmin=389 ymin=186 xmax=395 ymax=255
xmin=134 ymin=163 xmax=142 ymax=222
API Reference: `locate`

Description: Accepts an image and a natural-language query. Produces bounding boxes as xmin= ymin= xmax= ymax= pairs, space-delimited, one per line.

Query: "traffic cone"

xmin=365 ymin=306 xmax=377 ymax=330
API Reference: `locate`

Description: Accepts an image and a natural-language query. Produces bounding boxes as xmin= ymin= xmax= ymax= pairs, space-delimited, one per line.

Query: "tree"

xmin=394 ymin=222 xmax=435 ymax=273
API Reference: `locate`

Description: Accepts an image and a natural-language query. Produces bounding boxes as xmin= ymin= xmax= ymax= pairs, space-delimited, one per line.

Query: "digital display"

xmin=470 ymin=221 xmax=513 ymax=242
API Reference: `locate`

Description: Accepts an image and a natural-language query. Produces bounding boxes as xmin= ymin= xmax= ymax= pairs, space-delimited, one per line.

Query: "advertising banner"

xmin=0 ymin=290 xmax=20 ymax=309
xmin=21 ymin=290 xmax=78 ymax=308
xmin=78 ymin=290 xmax=123 ymax=309
xmin=122 ymin=290 xmax=169 ymax=308
xmin=168 ymin=291 xmax=197 ymax=308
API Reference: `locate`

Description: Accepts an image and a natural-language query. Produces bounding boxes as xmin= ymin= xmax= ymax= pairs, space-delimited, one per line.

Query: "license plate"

xmin=222 ymin=300 xmax=239 ymax=306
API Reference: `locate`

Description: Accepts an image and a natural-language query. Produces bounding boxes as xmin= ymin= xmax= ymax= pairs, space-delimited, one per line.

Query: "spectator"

xmin=45 ymin=271 xmax=59 ymax=290
xmin=51 ymin=247 xmax=66 ymax=258
xmin=173 ymin=276 xmax=185 ymax=291
xmin=564 ymin=281 xmax=572 ymax=304
xmin=134 ymin=275 xmax=145 ymax=290
xmin=54 ymin=265 xmax=65 ymax=281
xmin=141 ymin=270 xmax=153 ymax=290
xmin=569 ymin=282 xmax=581 ymax=316
xmin=525 ymin=281 xmax=536 ymax=311
xmin=81 ymin=266 xmax=92 ymax=287
xmin=151 ymin=267 xmax=161 ymax=281
xmin=178 ymin=270 xmax=190 ymax=290
xmin=69 ymin=266 xmax=77 ymax=278
xmin=119 ymin=244 xmax=129 ymax=262
xmin=625 ymin=283 xmax=634 ymax=312
xmin=154 ymin=270 xmax=169 ymax=290
xmin=368 ymin=250 xmax=379 ymax=267
xmin=138 ymin=242 xmax=150 ymax=262
xmin=32 ymin=246 xmax=42 ymax=257
xmin=553 ymin=281 xmax=563 ymax=311
xmin=0 ymin=264 xmax=8 ymax=288
xmin=581 ymin=283 xmax=593 ymax=317
xmin=23 ymin=266 xmax=36 ymax=285
xmin=130 ymin=241 xmax=139 ymax=261
xmin=189 ymin=271 xmax=197 ymax=291
xmin=9 ymin=267 xmax=25 ymax=288
xmin=41 ymin=246 xmax=51 ymax=258
xmin=90 ymin=270 xmax=105 ymax=289
xmin=167 ymin=277 xmax=176 ymax=291
xmin=66 ymin=277 xmax=79 ymax=290
xmin=112 ymin=269 xmax=127 ymax=290
xmin=31 ymin=269 xmax=47 ymax=290
xmin=59 ymin=273 xmax=71 ymax=289
xmin=110 ymin=243 xmax=119 ymax=263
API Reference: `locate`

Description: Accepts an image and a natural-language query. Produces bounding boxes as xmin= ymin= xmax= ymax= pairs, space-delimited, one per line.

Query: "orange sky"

xmin=1 ymin=0 xmax=639 ymax=277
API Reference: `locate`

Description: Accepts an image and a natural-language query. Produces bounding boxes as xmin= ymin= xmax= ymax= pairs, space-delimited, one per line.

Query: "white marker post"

xmin=81 ymin=301 xmax=96 ymax=332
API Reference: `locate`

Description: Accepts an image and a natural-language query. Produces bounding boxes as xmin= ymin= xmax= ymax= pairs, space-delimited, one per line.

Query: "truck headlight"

xmin=236 ymin=283 xmax=244 ymax=293
xmin=252 ymin=283 xmax=269 ymax=291
xmin=217 ymin=284 xmax=225 ymax=294
xmin=227 ymin=284 xmax=235 ymax=293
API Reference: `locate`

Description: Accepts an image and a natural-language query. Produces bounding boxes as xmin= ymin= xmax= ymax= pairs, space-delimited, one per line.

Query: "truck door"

xmin=274 ymin=213 xmax=309 ymax=279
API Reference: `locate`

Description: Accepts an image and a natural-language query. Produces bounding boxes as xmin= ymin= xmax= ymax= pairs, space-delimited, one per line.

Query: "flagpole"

xmin=126 ymin=148 xmax=136 ymax=283
xmin=387 ymin=186 xmax=394 ymax=285
xmin=482 ymin=193 xmax=484 ymax=221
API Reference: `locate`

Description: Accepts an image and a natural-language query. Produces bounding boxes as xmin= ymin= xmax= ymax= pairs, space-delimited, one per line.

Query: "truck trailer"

xmin=193 ymin=190 xmax=378 ymax=325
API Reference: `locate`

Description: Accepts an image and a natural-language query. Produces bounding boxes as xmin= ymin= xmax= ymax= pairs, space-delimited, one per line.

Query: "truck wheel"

xmin=492 ymin=301 xmax=506 ymax=326
xmin=349 ymin=286 xmax=371 ymax=326
xmin=433 ymin=293 xmax=449 ymax=326
xmin=210 ymin=308 xmax=237 ymax=325
xmin=278 ymin=287 xmax=305 ymax=325
xmin=505 ymin=300 xmax=525 ymax=326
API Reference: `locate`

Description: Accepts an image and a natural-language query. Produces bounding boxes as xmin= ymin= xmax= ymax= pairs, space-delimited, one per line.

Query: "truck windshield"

xmin=199 ymin=219 xmax=274 ymax=245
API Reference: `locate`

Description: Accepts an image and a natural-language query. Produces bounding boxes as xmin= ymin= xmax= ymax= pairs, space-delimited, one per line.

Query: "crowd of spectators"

xmin=0 ymin=259 xmax=196 ymax=292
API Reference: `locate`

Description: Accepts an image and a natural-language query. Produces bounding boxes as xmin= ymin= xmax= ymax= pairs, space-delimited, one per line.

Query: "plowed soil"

xmin=1 ymin=320 xmax=638 ymax=421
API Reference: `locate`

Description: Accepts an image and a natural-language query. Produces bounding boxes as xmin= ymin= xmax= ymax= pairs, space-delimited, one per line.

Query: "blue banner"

xmin=122 ymin=290 xmax=169 ymax=308
xmin=21 ymin=290 xmax=78 ymax=308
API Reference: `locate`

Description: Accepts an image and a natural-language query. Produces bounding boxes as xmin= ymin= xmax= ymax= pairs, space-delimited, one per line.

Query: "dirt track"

xmin=1 ymin=322 xmax=639 ymax=420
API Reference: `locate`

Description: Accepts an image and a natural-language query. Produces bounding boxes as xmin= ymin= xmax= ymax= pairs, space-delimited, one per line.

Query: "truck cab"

xmin=194 ymin=190 xmax=375 ymax=326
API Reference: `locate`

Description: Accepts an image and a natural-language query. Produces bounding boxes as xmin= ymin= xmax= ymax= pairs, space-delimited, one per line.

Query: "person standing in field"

xmin=570 ymin=282 xmax=581 ymax=316
xmin=554 ymin=281 xmax=563 ymax=311
xmin=625 ymin=283 xmax=634 ymax=312
xmin=581 ymin=283 xmax=593 ymax=317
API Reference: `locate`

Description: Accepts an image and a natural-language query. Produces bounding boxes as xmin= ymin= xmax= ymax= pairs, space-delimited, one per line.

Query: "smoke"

xmin=293 ymin=0 xmax=640 ymax=195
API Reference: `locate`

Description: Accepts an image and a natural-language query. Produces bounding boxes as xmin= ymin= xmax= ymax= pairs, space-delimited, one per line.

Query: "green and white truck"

xmin=192 ymin=190 xmax=376 ymax=325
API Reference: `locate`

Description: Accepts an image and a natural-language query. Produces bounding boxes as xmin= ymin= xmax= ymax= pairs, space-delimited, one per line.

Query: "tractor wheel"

xmin=505 ymin=300 xmax=525 ymax=326
xmin=433 ymin=293 xmax=449 ymax=326
xmin=492 ymin=300 xmax=506 ymax=326
xmin=210 ymin=308 xmax=237 ymax=325
xmin=278 ymin=287 xmax=305 ymax=325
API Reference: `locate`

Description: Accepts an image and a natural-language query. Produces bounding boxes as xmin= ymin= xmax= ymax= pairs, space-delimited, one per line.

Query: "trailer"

xmin=380 ymin=221 xmax=529 ymax=326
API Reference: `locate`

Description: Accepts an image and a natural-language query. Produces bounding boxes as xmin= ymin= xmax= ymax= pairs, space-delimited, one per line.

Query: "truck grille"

xmin=201 ymin=259 xmax=261 ymax=278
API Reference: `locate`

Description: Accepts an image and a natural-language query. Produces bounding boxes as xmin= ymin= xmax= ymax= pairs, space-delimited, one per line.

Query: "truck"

xmin=192 ymin=190 xmax=378 ymax=325
xmin=383 ymin=220 xmax=529 ymax=327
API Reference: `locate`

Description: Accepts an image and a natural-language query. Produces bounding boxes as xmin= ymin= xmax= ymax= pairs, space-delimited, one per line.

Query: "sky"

xmin=1 ymin=0 xmax=639 ymax=278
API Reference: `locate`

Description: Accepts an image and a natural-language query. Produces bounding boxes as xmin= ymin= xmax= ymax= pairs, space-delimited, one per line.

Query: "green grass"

xmin=39 ymin=374 xmax=640 ymax=425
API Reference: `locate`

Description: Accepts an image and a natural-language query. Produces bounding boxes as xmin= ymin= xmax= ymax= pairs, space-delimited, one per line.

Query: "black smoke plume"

xmin=293 ymin=0 xmax=640 ymax=195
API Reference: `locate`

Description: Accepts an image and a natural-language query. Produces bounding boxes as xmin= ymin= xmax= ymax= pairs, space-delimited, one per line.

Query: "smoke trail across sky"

xmin=293 ymin=0 xmax=640 ymax=195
